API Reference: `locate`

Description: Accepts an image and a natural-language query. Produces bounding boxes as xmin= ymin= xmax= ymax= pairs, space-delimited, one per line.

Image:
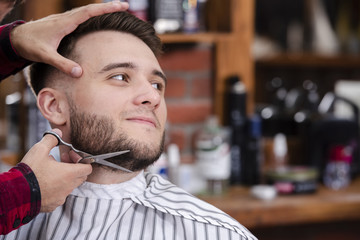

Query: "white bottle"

xmin=195 ymin=116 xmax=231 ymax=194
xmin=273 ymin=133 xmax=288 ymax=171
xmin=167 ymin=143 xmax=180 ymax=185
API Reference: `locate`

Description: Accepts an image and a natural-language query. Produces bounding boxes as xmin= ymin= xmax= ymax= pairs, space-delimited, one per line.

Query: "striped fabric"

xmin=1 ymin=172 xmax=256 ymax=240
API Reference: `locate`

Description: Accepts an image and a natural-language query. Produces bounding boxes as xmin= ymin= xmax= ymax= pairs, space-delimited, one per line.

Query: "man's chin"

xmin=127 ymin=136 xmax=162 ymax=149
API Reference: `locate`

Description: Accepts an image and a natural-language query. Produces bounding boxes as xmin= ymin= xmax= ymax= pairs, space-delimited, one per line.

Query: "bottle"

xmin=323 ymin=145 xmax=352 ymax=190
xmin=151 ymin=0 xmax=183 ymax=34
xmin=167 ymin=143 xmax=180 ymax=185
xmin=224 ymin=75 xmax=247 ymax=185
xmin=147 ymin=152 xmax=169 ymax=179
xmin=273 ymin=133 xmax=288 ymax=171
xmin=123 ymin=0 xmax=149 ymax=21
xmin=182 ymin=0 xmax=199 ymax=33
xmin=243 ymin=115 xmax=263 ymax=185
xmin=195 ymin=116 xmax=231 ymax=195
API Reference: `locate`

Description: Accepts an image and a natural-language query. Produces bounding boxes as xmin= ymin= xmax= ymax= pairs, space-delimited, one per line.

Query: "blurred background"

xmin=1 ymin=0 xmax=360 ymax=239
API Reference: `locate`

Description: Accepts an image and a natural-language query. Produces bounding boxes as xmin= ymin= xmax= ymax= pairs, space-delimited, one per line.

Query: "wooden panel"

xmin=159 ymin=32 xmax=233 ymax=44
xmin=257 ymin=53 xmax=360 ymax=68
xmin=64 ymin=0 xmax=102 ymax=9
xmin=214 ymin=0 xmax=255 ymax=122
xmin=205 ymin=0 xmax=231 ymax=32
xmin=199 ymin=177 xmax=360 ymax=229
xmin=23 ymin=0 xmax=64 ymax=20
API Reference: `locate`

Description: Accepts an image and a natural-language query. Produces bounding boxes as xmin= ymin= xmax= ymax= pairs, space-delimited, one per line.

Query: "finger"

xmin=69 ymin=150 xmax=82 ymax=163
xmin=39 ymin=128 xmax=63 ymax=151
xmin=56 ymin=161 xmax=92 ymax=177
xmin=65 ymin=1 xmax=129 ymax=31
xmin=60 ymin=152 xmax=71 ymax=163
xmin=60 ymin=150 xmax=81 ymax=163
xmin=63 ymin=162 xmax=93 ymax=176
xmin=44 ymin=52 xmax=83 ymax=78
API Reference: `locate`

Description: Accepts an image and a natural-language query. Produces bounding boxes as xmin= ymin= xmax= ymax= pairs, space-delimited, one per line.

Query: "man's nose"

xmin=133 ymin=82 xmax=161 ymax=109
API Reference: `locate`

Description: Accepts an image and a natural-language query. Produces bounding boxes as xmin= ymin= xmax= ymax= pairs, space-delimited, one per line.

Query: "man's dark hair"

xmin=14 ymin=0 xmax=24 ymax=5
xmin=29 ymin=11 xmax=162 ymax=95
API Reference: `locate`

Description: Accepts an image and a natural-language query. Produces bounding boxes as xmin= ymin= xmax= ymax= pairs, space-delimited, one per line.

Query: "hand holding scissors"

xmin=43 ymin=130 xmax=132 ymax=173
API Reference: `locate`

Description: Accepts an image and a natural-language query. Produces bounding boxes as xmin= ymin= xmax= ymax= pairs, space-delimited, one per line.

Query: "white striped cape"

xmin=1 ymin=172 xmax=257 ymax=240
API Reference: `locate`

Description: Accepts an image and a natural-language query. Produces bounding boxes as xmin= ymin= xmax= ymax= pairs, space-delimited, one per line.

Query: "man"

xmin=3 ymin=11 xmax=256 ymax=239
xmin=0 ymin=0 xmax=129 ymax=234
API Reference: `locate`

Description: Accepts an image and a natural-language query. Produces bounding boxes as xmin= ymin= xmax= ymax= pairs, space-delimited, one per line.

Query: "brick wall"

xmin=159 ymin=44 xmax=214 ymax=163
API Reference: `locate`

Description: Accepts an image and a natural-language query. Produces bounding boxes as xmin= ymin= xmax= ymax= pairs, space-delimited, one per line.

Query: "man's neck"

xmin=86 ymin=166 xmax=140 ymax=184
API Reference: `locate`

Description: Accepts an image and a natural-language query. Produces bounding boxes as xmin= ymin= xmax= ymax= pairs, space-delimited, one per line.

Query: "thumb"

xmin=61 ymin=161 xmax=93 ymax=177
xmin=46 ymin=52 xmax=83 ymax=78
xmin=39 ymin=128 xmax=62 ymax=154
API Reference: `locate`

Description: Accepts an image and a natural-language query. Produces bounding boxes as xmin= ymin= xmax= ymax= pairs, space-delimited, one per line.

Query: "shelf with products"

xmin=254 ymin=52 xmax=360 ymax=105
xmin=199 ymin=177 xmax=360 ymax=239
xmin=256 ymin=53 xmax=360 ymax=68
xmin=254 ymin=0 xmax=360 ymax=107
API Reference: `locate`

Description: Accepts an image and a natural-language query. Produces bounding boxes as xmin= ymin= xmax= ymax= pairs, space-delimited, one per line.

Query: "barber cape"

xmin=2 ymin=172 xmax=256 ymax=240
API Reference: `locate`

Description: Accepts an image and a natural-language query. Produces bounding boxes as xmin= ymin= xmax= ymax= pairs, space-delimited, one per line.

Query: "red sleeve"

xmin=0 ymin=163 xmax=41 ymax=235
xmin=0 ymin=21 xmax=32 ymax=81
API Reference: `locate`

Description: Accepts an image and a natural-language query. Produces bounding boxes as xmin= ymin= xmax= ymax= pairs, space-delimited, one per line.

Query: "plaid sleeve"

xmin=0 ymin=163 xmax=41 ymax=235
xmin=0 ymin=21 xmax=32 ymax=81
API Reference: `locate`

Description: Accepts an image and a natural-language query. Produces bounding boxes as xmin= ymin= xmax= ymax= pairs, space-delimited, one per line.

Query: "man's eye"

xmin=152 ymin=83 xmax=163 ymax=90
xmin=111 ymin=74 xmax=127 ymax=81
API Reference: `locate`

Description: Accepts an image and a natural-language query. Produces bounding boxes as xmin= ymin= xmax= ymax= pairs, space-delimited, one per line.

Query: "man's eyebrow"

xmin=99 ymin=62 xmax=167 ymax=85
xmin=153 ymin=70 xmax=167 ymax=86
xmin=99 ymin=62 xmax=136 ymax=73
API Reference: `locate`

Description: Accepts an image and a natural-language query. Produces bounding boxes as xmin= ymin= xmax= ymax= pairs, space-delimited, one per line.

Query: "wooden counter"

xmin=199 ymin=178 xmax=360 ymax=229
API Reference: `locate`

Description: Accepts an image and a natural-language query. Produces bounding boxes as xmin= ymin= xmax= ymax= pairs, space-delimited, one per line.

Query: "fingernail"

xmin=71 ymin=66 xmax=82 ymax=77
xmin=111 ymin=0 xmax=121 ymax=5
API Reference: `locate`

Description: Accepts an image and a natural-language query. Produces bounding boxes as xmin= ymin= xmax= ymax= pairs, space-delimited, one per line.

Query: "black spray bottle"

xmin=225 ymin=76 xmax=247 ymax=185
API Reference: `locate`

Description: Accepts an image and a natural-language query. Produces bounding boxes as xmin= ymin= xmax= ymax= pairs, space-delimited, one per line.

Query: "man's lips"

xmin=126 ymin=116 xmax=157 ymax=127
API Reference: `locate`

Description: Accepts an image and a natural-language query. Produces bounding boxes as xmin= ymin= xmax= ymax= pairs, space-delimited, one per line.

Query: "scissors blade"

xmin=92 ymin=150 xmax=130 ymax=159
xmin=95 ymin=159 xmax=133 ymax=173
xmin=79 ymin=150 xmax=132 ymax=173
xmin=79 ymin=150 xmax=130 ymax=162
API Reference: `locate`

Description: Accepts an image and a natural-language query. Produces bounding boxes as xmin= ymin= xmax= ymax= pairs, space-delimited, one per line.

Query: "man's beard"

xmin=69 ymin=103 xmax=165 ymax=172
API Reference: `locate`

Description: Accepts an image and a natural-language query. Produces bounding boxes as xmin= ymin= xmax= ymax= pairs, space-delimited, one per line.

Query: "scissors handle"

xmin=44 ymin=130 xmax=132 ymax=172
xmin=43 ymin=130 xmax=90 ymax=158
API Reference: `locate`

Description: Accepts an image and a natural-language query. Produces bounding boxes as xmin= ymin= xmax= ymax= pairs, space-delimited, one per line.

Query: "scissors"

xmin=43 ymin=130 xmax=132 ymax=173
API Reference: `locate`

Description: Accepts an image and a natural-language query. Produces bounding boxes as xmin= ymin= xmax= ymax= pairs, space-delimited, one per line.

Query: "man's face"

xmin=65 ymin=31 xmax=167 ymax=171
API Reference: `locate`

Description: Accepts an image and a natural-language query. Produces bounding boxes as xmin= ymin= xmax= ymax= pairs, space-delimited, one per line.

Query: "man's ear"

xmin=37 ymin=88 xmax=69 ymax=126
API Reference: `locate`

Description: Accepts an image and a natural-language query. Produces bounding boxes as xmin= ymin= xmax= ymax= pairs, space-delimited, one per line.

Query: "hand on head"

xmin=20 ymin=128 xmax=92 ymax=212
xmin=10 ymin=1 xmax=129 ymax=78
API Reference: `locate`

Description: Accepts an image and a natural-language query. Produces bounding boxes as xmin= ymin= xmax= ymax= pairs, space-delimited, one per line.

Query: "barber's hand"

xmin=10 ymin=0 xmax=129 ymax=78
xmin=20 ymin=129 xmax=92 ymax=212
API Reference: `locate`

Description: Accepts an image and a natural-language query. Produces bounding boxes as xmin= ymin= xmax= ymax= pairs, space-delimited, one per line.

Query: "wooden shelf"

xmin=256 ymin=53 xmax=360 ymax=68
xmin=159 ymin=32 xmax=233 ymax=44
xmin=199 ymin=178 xmax=360 ymax=229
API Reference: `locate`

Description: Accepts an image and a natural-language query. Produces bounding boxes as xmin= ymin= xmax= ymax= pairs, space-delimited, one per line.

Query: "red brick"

xmin=180 ymin=153 xmax=195 ymax=164
xmin=191 ymin=77 xmax=212 ymax=98
xmin=159 ymin=47 xmax=212 ymax=71
xmin=165 ymin=78 xmax=186 ymax=98
xmin=167 ymin=101 xmax=212 ymax=124
xmin=168 ymin=129 xmax=186 ymax=151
